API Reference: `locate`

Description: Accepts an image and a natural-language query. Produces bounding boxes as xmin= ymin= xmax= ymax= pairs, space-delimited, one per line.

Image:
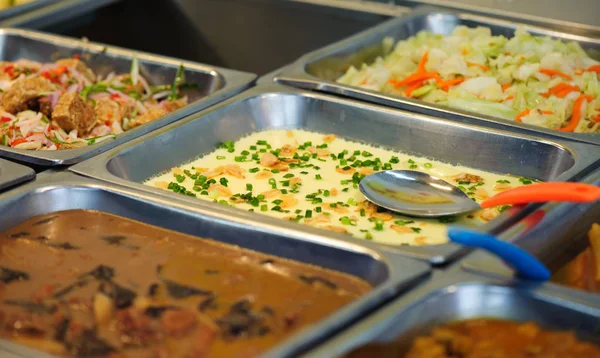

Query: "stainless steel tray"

xmin=71 ymin=84 xmax=600 ymax=264
xmin=302 ymin=269 xmax=600 ymax=357
xmin=0 ymin=170 xmax=431 ymax=358
xmin=0 ymin=0 xmax=121 ymax=29
xmin=0 ymin=157 xmax=34 ymax=191
xmin=0 ymin=27 xmax=256 ymax=167
xmin=462 ymin=167 xmax=600 ymax=280
xmin=274 ymin=7 xmax=600 ymax=146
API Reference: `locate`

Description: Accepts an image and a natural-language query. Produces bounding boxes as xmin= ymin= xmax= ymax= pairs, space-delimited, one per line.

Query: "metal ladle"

xmin=359 ymin=170 xmax=600 ymax=218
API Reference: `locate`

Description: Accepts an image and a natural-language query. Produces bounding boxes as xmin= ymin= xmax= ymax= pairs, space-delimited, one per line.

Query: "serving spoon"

xmin=359 ymin=170 xmax=600 ymax=217
xmin=447 ymin=227 xmax=550 ymax=281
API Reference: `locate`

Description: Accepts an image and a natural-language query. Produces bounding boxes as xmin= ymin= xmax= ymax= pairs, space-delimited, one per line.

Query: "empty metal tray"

xmin=0 ymin=157 xmax=34 ymax=191
xmin=302 ymin=269 xmax=600 ymax=357
xmin=0 ymin=27 xmax=255 ymax=166
xmin=274 ymin=7 xmax=600 ymax=146
xmin=0 ymin=170 xmax=430 ymax=358
xmin=71 ymin=84 xmax=600 ymax=264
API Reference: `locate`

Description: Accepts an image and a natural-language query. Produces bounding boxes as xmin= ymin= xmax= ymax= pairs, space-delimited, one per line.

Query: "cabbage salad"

xmin=337 ymin=26 xmax=600 ymax=133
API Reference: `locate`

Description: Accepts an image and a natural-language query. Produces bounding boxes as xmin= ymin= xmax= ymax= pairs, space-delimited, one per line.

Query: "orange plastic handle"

xmin=481 ymin=182 xmax=600 ymax=208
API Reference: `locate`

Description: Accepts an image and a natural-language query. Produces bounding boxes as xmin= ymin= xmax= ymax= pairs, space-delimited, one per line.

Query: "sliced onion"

xmin=66 ymin=84 xmax=79 ymax=94
xmin=152 ymin=90 xmax=171 ymax=100
xmin=138 ymin=74 xmax=152 ymax=95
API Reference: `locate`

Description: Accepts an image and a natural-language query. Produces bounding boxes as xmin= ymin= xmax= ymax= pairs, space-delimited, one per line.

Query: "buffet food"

xmin=338 ymin=26 xmax=600 ymax=133
xmin=146 ymin=129 xmax=530 ymax=246
xmin=345 ymin=319 xmax=600 ymax=357
xmin=0 ymin=210 xmax=370 ymax=357
xmin=552 ymin=222 xmax=600 ymax=293
xmin=0 ymin=57 xmax=189 ymax=150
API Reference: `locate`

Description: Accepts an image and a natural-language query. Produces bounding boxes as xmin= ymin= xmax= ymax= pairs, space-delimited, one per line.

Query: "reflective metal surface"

xmin=0 ymin=0 xmax=121 ymax=29
xmin=302 ymin=268 xmax=600 ymax=357
xmin=0 ymin=28 xmax=255 ymax=166
xmin=0 ymin=170 xmax=430 ymax=358
xmin=0 ymin=158 xmax=34 ymax=192
xmin=275 ymin=7 xmax=600 ymax=145
xmin=71 ymin=84 xmax=600 ymax=264
xmin=360 ymin=170 xmax=480 ymax=217
xmin=463 ymin=167 xmax=600 ymax=281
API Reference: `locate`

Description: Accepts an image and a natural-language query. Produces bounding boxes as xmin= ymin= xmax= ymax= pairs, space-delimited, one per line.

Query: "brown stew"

xmin=345 ymin=319 xmax=600 ymax=357
xmin=0 ymin=210 xmax=371 ymax=358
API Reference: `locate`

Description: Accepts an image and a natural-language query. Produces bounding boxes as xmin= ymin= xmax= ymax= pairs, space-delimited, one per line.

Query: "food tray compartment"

xmin=302 ymin=271 xmax=600 ymax=357
xmin=274 ymin=7 xmax=600 ymax=145
xmin=462 ymin=167 xmax=600 ymax=284
xmin=0 ymin=28 xmax=256 ymax=166
xmin=71 ymin=85 xmax=600 ymax=264
xmin=0 ymin=157 xmax=34 ymax=191
xmin=0 ymin=170 xmax=430 ymax=358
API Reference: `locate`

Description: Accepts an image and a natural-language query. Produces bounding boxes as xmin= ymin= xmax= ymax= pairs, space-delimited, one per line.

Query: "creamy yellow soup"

xmin=145 ymin=130 xmax=531 ymax=246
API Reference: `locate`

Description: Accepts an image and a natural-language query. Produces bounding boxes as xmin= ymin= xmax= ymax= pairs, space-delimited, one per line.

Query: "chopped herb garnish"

xmin=374 ymin=219 xmax=384 ymax=231
xmin=498 ymin=205 xmax=511 ymax=213
xmin=246 ymin=184 xmax=253 ymax=191
xmin=497 ymin=179 xmax=511 ymax=184
xmin=219 ymin=178 xmax=228 ymax=187
xmin=249 ymin=167 xmax=260 ymax=173
xmin=261 ymin=204 xmax=268 ymax=212
xmin=411 ymin=227 xmax=422 ymax=233
xmin=175 ymin=174 xmax=185 ymax=183
xmin=216 ymin=156 xmax=226 ymax=160
xmin=268 ymin=178 xmax=277 ymax=189
xmin=283 ymin=173 xmax=294 ymax=178
xmin=305 ymin=210 xmax=313 ymax=218
xmin=394 ymin=220 xmax=414 ymax=226
xmin=424 ymin=163 xmax=432 ymax=169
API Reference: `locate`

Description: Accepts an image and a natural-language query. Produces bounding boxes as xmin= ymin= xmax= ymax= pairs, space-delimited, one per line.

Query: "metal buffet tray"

xmin=302 ymin=268 xmax=600 ymax=357
xmin=0 ymin=0 xmax=121 ymax=29
xmin=462 ymin=167 xmax=600 ymax=280
xmin=274 ymin=7 xmax=600 ymax=146
xmin=71 ymin=84 xmax=600 ymax=264
xmin=0 ymin=170 xmax=430 ymax=358
xmin=0 ymin=28 xmax=256 ymax=167
xmin=0 ymin=157 xmax=34 ymax=191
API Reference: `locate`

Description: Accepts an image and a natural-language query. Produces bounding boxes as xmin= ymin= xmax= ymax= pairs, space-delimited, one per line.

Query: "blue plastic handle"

xmin=448 ymin=227 xmax=551 ymax=281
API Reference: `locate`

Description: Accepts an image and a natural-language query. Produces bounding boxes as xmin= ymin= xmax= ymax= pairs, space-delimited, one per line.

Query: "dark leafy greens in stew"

xmin=0 ymin=210 xmax=370 ymax=357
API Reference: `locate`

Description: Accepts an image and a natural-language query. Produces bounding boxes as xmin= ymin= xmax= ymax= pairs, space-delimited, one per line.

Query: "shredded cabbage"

xmin=337 ymin=26 xmax=600 ymax=133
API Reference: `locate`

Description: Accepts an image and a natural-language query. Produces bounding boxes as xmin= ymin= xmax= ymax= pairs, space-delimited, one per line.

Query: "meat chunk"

xmin=52 ymin=93 xmax=96 ymax=136
xmin=55 ymin=59 xmax=96 ymax=83
xmin=94 ymin=98 xmax=122 ymax=126
xmin=163 ymin=97 xmax=188 ymax=112
xmin=128 ymin=108 xmax=167 ymax=129
xmin=160 ymin=309 xmax=197 ymax=338
xmin=2 ymin=77 xmax=57 ymax=114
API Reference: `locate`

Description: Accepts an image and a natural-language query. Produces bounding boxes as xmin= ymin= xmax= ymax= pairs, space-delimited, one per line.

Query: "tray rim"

xmin=0 ymin=169 xmax=432 ymax=358
xmin=69 ymin=83 xmax=600 ymax=265
xmin=273 ymin=5 xmax=600 ymax=146
xmin=0 ymin=157 xmax=34 ymax=191
xmin=300 ymin=267 xmax=600 ymax=357
xmin=0 ymin=27 xmax=256 ymax=166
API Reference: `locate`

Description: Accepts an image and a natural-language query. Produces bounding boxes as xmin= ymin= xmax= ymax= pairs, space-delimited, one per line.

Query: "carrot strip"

xmin=592 ymin=114 xmax=600 ymax=123
xmin=461 ymin=48 xmax=467 ymax=55
xmin=467 ymin=61 xmax=490 ymax=71
xmin=515 ymin=109 xmax=531 ymax=122
xmin=543 ymin=83 xmax=580 ymax=98
xmin=501 ymin=83 xmax=512 ymax=92
xmin=404 ymin=81 xmax=425 ymax=97
xmin=540 ymin=69 xmax=573 ymax=81
xmin=587 ymin=65 xmax=600 ymax=74
xmin=559 ymin=95 xmax=591 ymax=132
xmin=504 ymin=95 xmax=514 ymax=101
xmin=417 ymin=51 xmax=429 ymax=74
xmin=393 ymin=72 xmax=440 ymax=89
xmin=438 ymin=77 xmax=465 ymax=91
